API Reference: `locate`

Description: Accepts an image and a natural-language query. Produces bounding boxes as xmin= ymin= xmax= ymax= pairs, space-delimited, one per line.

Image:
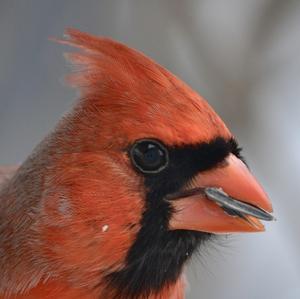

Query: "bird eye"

xmin=130 ymin=139 xmax=169 ymax=174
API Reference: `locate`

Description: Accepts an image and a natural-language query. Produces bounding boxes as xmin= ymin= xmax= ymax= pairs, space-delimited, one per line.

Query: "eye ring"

xmin=129 ymin=139 xmax=169 ymax=174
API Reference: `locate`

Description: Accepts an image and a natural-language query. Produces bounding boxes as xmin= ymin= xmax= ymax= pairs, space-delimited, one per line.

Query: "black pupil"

xmin=132 ymin=141 xmax=167 ymax=173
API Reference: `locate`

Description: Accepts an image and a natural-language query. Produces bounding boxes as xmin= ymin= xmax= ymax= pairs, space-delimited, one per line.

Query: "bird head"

xmin=12 ymin=29 xmax=273 ymax=298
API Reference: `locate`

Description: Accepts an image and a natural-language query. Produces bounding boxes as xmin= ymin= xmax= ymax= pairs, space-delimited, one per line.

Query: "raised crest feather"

xmin=50 ymin=28 xmax=231 ymax=146
xmin=53 ymin=28 xmax=172 ymax=90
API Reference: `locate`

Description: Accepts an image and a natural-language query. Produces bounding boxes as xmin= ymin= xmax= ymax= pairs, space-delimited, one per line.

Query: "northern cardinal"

xmin=0 ymin=29 xmax=274 ymax=299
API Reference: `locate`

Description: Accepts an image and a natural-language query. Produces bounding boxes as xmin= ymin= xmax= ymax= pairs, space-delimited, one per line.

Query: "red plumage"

xmin=0 ymin=29 xmax=273 ymax=299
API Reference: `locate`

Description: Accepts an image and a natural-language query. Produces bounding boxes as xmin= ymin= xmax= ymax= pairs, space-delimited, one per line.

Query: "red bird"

xmin=0 ymin=29 xmax=274 ymax=299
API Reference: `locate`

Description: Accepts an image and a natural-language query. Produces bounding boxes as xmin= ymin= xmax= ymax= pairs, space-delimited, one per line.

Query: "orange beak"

xmin=169 ymin=154 xmax=274 ymax=233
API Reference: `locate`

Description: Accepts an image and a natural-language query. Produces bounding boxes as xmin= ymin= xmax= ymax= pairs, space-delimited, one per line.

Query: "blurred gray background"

xmin=0 ymin=1 xmax=299 ymax=298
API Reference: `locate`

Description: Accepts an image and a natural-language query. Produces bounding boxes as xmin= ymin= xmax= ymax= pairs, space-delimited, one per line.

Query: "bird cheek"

xmin=38 ymin=183 xmax=143 ymax=281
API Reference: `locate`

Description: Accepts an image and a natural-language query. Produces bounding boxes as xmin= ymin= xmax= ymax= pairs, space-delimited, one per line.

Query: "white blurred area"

xmin=0 ymin=1 xmax=299 ymax=298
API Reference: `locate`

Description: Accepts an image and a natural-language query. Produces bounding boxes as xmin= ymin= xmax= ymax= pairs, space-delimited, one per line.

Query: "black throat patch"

xmin=105 ymin=137 xmax=242 ymax=298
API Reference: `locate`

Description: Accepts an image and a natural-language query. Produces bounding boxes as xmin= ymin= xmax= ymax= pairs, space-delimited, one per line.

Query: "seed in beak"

xmin=204 ymin=187 xmax=275 ymax=222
